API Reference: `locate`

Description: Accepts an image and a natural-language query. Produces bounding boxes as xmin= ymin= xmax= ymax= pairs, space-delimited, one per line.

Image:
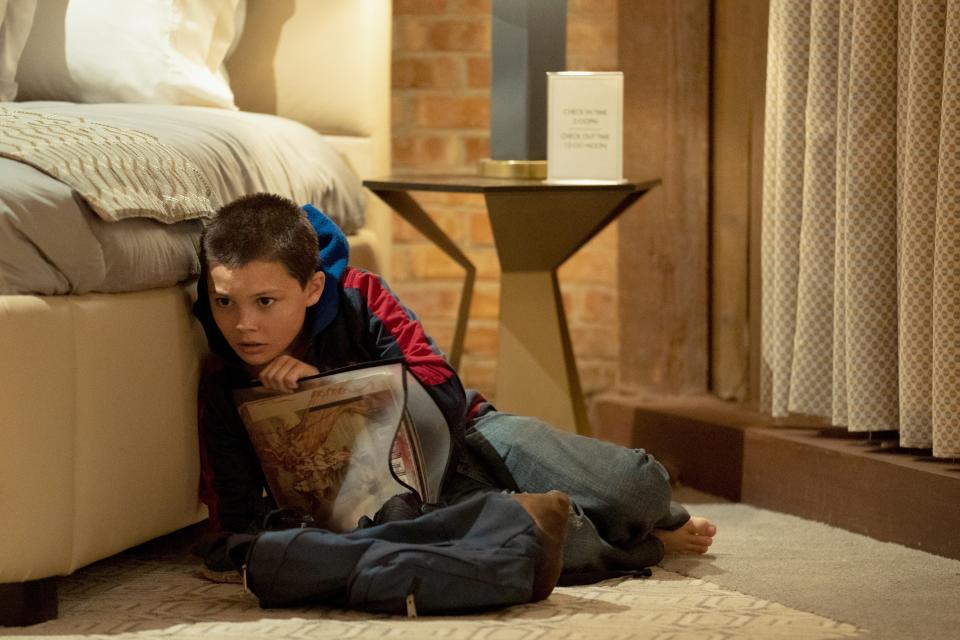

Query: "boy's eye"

xmin=257 ymin=297 xmax=275 ymax=307
xmin=214 ymin=297 xmax=231 ymax=308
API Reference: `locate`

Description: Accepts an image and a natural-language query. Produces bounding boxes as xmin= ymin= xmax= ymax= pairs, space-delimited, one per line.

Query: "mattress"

xmin=0 ymin=102 xmax=368 ymax=295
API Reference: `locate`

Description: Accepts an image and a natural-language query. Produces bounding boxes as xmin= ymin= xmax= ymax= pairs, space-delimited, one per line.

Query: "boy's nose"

xmin=236 ymin=309 xmax=256 ymax=331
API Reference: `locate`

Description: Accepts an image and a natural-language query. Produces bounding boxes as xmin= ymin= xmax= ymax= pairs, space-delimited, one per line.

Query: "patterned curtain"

xmin=761 ymin=0 xmax=960 ymax=458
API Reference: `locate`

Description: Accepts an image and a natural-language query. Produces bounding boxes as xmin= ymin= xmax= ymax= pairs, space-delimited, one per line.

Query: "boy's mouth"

xmin=237 ymin=341 xmax=267 ymax=355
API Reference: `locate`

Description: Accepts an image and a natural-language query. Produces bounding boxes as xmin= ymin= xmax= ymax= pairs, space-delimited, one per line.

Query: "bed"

xmin=0 ymin=0 xmax=391 ymax=623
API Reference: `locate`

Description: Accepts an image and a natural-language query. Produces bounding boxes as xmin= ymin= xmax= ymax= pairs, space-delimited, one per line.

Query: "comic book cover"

xmin=232 ymin=362 xmax=427 ymax=533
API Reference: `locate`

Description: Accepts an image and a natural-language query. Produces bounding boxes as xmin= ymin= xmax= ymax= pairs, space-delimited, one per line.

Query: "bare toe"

xmin=686 ymin=536 xmax=712 ymax=554
xmin=686 ymin=516 xmax=717 ymax=538
xmin=655 ymin=515 xmax=717 ymax=555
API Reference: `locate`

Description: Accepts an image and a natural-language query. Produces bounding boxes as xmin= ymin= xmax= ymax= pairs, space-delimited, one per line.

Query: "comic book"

xmin=232 ymin=361 xmax=450 ymax=533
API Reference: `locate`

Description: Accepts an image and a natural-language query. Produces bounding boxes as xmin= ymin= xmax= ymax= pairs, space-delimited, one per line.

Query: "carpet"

xmin=2 ymin=546 xmax=860 ymax=640
xmin=14 ymin=486 xmax=958 ymax=639
xmin=1 ymin=488 xmax=889 ymax=640
xmin=662 ymin=488 xmax=960 ymax=640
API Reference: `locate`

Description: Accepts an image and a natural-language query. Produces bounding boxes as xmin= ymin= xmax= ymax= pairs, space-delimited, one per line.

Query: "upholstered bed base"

xmin=0 ymin=288 xmax=209 ymax=583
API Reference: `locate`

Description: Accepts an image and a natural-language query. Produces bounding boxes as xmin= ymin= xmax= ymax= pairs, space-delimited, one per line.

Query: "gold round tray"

xmin=478 ymin=158 xmax=548 ymax=180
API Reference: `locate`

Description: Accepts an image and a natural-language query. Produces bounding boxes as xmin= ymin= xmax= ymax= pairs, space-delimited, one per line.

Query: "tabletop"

xmin=363 ymin=174 xmax=661 ymax=194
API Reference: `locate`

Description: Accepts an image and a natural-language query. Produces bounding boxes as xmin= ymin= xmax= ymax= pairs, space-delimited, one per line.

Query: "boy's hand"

xmin=258 ymin=355 xmax=319 ymax=393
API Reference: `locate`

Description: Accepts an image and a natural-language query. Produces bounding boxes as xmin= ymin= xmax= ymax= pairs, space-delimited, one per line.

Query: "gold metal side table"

xmin=364 ymin=175 xmax=659 ymax=436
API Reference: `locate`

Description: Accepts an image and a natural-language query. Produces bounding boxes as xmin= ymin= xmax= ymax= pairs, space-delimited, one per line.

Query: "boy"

xmin=193 ymin=196 xmax=571 ymax=611
xmin=193 ymin=194 xmax=714 ymax=603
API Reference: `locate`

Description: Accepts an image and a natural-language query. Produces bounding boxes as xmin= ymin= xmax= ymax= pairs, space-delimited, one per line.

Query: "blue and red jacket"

xmin=193 ymin=205 xmax=496 ymax=533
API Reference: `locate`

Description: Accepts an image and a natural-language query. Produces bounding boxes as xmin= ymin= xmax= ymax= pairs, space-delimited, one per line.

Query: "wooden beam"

xmin=710 ymin=0 xmax=769 ymax=401
xmin=617 ymin=0 xmax=711 ymax=394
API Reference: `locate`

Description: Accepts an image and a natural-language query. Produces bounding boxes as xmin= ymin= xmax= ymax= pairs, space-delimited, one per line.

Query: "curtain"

xmin=761 ymin=0 xmax=960 ymax=458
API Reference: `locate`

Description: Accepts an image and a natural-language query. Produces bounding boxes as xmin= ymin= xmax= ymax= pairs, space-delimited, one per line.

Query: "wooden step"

xmin=591 ymin=393 xmax=960 ymax=561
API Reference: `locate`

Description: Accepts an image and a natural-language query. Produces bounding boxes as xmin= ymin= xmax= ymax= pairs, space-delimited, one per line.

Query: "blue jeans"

xmin=470 ymin=411 xmax=689 ymax=574
xmin=242 ymin=492 xmax=543 ymax=613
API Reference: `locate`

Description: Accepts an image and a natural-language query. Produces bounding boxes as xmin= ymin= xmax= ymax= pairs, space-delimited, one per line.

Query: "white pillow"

xmin=15 ymin=0 xmax=240 ymax=109
xmin=0 ymin=0 xmax=37 ymax=101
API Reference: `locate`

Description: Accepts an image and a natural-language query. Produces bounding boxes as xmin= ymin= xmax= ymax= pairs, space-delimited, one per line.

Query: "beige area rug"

xmin=663 ymin=489 xmax=960 ymax=640
xmin=3 ymin=527 xmax=861 ymax=640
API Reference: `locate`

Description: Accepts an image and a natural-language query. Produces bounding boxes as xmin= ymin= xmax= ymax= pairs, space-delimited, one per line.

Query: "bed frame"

xmin=0 ymin=0 xmax=391 ymax=624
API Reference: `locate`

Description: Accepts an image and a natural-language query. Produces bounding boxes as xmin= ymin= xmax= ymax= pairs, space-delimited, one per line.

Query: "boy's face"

xmin=207 ymin=259 xmax=325 ymax=370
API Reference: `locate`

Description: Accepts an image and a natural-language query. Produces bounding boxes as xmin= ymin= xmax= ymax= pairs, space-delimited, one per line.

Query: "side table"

xmin=364 ymin=175 xmax=658 ymax=436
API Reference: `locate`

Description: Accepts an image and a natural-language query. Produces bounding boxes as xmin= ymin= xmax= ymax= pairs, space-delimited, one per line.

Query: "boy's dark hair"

xmin=202 ymin=193 xmax=319 ymax=287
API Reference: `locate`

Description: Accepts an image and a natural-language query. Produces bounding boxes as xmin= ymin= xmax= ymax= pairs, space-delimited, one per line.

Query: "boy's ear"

xmin=305 ymin=271 xmax=325 ymax=306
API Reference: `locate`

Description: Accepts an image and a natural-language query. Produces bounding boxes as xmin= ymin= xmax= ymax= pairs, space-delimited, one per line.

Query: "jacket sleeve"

xmin=343 ymin=268 xmax=468 ymax=435
xmin=198 ymin=369 xmax=270 ymax=534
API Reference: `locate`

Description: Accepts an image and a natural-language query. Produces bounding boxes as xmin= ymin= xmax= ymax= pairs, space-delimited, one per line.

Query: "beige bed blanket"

xmin=0 ymin=103 xmax=366 ymax=295
xmin=0 ymin=106 xmax=213 ymax=223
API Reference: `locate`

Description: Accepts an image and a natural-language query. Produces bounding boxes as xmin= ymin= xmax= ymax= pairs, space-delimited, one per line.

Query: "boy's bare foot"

xmin=653 ymin=516 xmax=716 ymax=555
xmin=511 ymin=490 xmax=570 ymax=601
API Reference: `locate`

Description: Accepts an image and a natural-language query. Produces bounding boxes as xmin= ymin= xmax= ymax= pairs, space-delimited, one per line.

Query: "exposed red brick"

xmin=462 ymin=135 xmax=490 ymax=166
xmin=392 ymin=244 xmax=496 ymax=280
xmin=394 ymin=0 xmax=448 ymax=15
xmin=392 ymin=135 xmax=458 ymax=167
xmin=463 ymin=324 xmax=497 ymax=357
xmin=427 ymin=19 xmax=490 ymax=52
xmin=468 ymin=210 xmax=494 ymax=246
xmin=392 ymin=95 xmax=412 ymax=130
xmin=413 ymin=191 xmax=485 ymax=207
xmin=466 ymin=56 xmax=491 ymax=88
xmin=396 ymin=18 xmax=489 ymax=52
xmin=459 ymin=356 xmax=497 ymax=398
xmin=559 ymin=244 xmax=617 ymax=285
xmin=561 ymin=290 xmax=574 ymax=316
xmin=393 ymin=56 xmax=461 ymax=89
xmin=391 ymin=208 xmax=466 ymax=243
xmin=464 ymin=324 xmax=498 ymax=356
xmin=390 ymin=245 xmax=420 ymax=281
xmin=468 ymin=283 xmax=500 ymax=319
xmin=416 ymin=96 xmax=490 ymax=129
xmin=427 ymin=323 xmax=456 ymax=355
xmin=391 ymin=283 xmax=462 ymax=319
xmin=579 ymin=287 xmax=618 ymax=324
xmin=466 ymin=247 xmax=500 ymax=279
xmin=454 ymin=0 xmax=491 ymax=14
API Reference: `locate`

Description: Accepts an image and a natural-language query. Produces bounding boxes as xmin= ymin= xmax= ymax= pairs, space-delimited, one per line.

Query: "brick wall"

xmin=391 ymin=0 xmax=619 ymax=400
